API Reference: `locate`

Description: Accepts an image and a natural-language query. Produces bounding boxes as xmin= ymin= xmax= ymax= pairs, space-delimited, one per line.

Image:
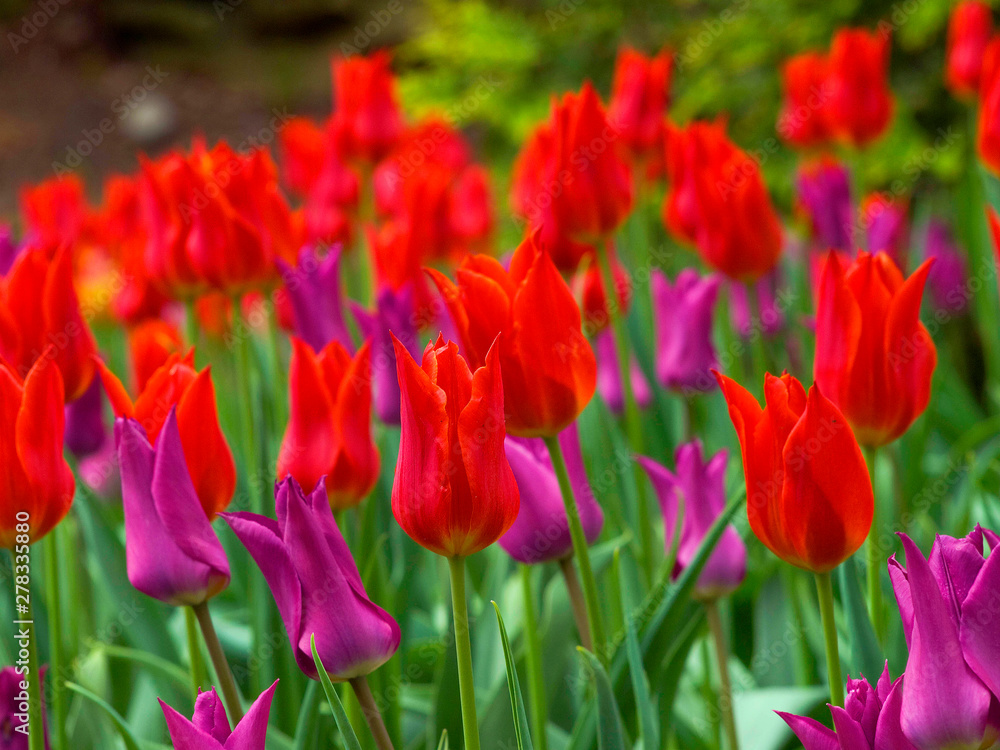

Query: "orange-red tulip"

xmin=946 ymin=1 xmax=993 ymax=98
xmin=776 ymin=52 xmax=834 ymax=147
xmin=277 ymin=338 xmax=379 ymax=511
xmin=979 ymin=53 xmax=1000 ymax=173
xmin=608 ymin=47 xmax=673 ymax=163
xmin=331 ymin=51 xmax=405 ymax=165
xmin=96 ymin=350 xmax=236 ymax=517
xmin=392 ymin=335 xmax=519 ymax=557
xmin=662 ymin=120 xmax=783 ymax=282
xmin=813 ymin=251 xmax=936 ymax=447
xmin=0 ymin=244 xmax=97 ymax=401
xmin=0 ymin=356 xmax=75 ymax=547
xmin=717 ymin=372 xmax=873 ymax=573
xmin=428 ymin=232 xmax=596 ymax=437
xmin=826 ymin=28 xmax=894 ymax=147
xmin=128 ymin=319 xmax=184 ymax=392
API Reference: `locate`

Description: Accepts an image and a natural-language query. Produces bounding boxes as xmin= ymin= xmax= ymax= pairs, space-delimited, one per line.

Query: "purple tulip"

xmin=350 ymin=283 xmax=420 ymax=424
xmin=499 ymin=424 xmax=603 ymax=564
xmin=117 ymin=410 xmax=230 ymax=606
xmin=64 ymin=376 xmax=107 ymax=458
xmin=159 ymin=681 xmax=276 ymax=750
xmin=637 ymin=442 xmax=745 ymax=599
xmin=728 ymin=268 xmax=786 ymax=339
xmin=651 ymin=269 xmax=720 ymax=395
xmin=277 ymin=246 xmax=353 ymax=353
xmin=594 ymin=328 xmax=652 ymax=415
xmin=0 ymin=666 xmax=48 ymax=749
xmin=222 ymin=477 xmax=400 ymax=680
xmin=778 ymin=664 xmax=916 ymax=750
xmin=888 ymin=529 xmax=1000 ymax=750
xmin=796 ymin=159 xmax=853 ymax=251
xmin=924 ymin=220 xmax=969 ymax=315
xmin=864 ymin=198 xmax=908 ymax=271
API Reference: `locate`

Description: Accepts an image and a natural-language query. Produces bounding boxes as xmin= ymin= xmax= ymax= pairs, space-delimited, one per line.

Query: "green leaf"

xmin=838 ymin=555 xmax=884 ymax=680
xmin=436 ymin=729 xmax=450 ymax=750
xmin=577 ymin=648 xmax=628 ymax=750
xmin=310 ymin=634 xmax=363 ymax=750
xmin=292 ymin=681 xmax=320 ymax=750
xmin=492 ymin=601 xmax=535 ymax=750
xmin=96 ymin=643 xmax=191 ymax=692
xmin=617 ymin=564 xmax=659 ymax=750
xmin=64 ymin=682 xmax=142 ymax=750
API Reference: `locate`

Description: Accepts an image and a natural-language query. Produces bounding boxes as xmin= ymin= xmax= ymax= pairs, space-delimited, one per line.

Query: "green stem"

xmin=705 ymin=599 xmax=739 ymax=750
xmin=543 ymin=436 xmax=606 ymax=661
xmin=43 ymin=529 xmax=66 ymax=750
xmin=184 ymin=298 xmax=199 ymax=351
xmin=266 ymin=300 xmax=287 ymax=432
xmin=25 ymin=593 xmax=45 ymax=750
xmin=863 ymin=446 xmax=886 ymax=643
xmin=520 ymin=566 xmax=548 ymax=750
xmin=447 ymin=557 xmax=480 ymax=750
xmin=184 ymin=606 xmax=208 ymax=700
xmin=814 ymin=571 xmax=844 ymax=707
xmin=744 ymin=281 xmax=770 ymax=385
xmin=349 ymin=675 xmax=395 ymax=750
xmin=594 ymin=242 xmax=654 ymax=583
xmin=558 ymin=557 xmax=593 ymax=652
xmin=192 ymin=602 xmax=244 ymax=724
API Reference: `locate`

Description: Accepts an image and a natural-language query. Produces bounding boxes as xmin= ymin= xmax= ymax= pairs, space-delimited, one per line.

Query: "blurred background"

xmin=0 ymin=0 xmax=971 ymax=239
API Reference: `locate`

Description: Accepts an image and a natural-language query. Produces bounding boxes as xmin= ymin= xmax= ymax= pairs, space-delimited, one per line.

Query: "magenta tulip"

xmin=651 ymin=268 xmax=720 ymax=394
xmin=159 ymin=681 xmax=277 ymax=750
xmin=277 ymin=246 xmax=353 ymax=353
xmin=924 ymin=220 xmax=969 ymax=315
xmin=594 ymin=328 xmax=652 ymax=415
xmin=796 ymin=158 xmax=853 ymax=252
xmin=0 ymin=666 xmax=48 ymax=750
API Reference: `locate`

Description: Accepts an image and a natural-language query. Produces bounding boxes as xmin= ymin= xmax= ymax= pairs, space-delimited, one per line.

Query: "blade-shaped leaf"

xmin=64 ymin=681 xmax=142 ymax=750
xmin=492 ymin=601 xmax=535 ymax=750
xmin=311 ymin=634 xmax=363 ymax=750
xmin=617 ymin=560 xmax=659 ymax=750
xmin=838 ymin=555 xmax=884 ymax=680
xmin=577 ymin=648 xmax=628 ymax=750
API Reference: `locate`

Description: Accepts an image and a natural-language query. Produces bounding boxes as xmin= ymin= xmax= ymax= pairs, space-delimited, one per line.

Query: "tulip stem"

xmin=349 ymin=675 xmax=395 ymax=750
xmin=43 ymin=529 xmax=67 ymax=750
xmin=544 ymin=435 xmax=606 ymax=661
xmin=863 ymin=446 xmax=886 ymax=643
xmin=558 ymin=556 xmax=593 ymax=652
xmin=594 ymin=241 xmax=655 ymax=583
xmin=704 ymin=599 xmax=739 ymax=750
xmin=814 ymin=571 xmax=844 ymax=706
xmin=192 ymin=602 xmax=244 ymax=724
xmin=447 ymin=556 xmax=480 ymax=750
xmin=520 ymin=565 xmax=549 ymax=750
xmin=184 ymin=606 xmax=208 ymax=699
xmin=25 ymin=593 xmax=45 ymax=750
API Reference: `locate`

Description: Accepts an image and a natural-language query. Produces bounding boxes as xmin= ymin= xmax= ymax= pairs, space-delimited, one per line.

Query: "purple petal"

xmin=225 ymin=680 xmax=277 ymax=750
xmin=960 ymin=537 xmax=1000 ymax=699
xmin=64 ymin=375 xmax=107 ymax=458
xmin=160 ymin=699 xmax=225 ymax=750
xmin=279 ymin=246 xmax=353 ymax=353
xmin=652 ymin=268 xmax=719 ymax=394
xmin=887 ymin=554 xmax=914 ymax=648
xmin=830 ymin=705 xmax=870 ymax=749
xmin=873 ymin=677 xmax=918 ymax=750
xmin=777 ymin=712 xmax=840 ymax=750
xmin=191 ymin=689 xmax=231 ymax=742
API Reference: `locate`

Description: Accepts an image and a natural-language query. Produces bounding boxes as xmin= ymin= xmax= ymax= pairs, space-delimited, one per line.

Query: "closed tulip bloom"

xmin=888 ymin=529 xmax=1000 ymax=750
xmin=0 ymin=356 xmax=74 ymax=549
xmin=924 ymin=220 xmax=969 ymax=315
xmin=64 ymin=376 xmax=107 ymax=458
xmin=813 ymin=251 xmax=936 ymax=447
xmin=0 ymin=666 xmax=48 ymax=749
xmin=728 ymin=270 xmax=786 ymax=339
xmin=779 ymin=664 xmax=916 ymax=750
xmin=946 ymin=2 xmax=993 ymax=98
xmin=160 ymin=681 xmax=277 ymax=750
xmin=128 ymin=319 xmax=183 ymax=393
xmin=499 ymin=424 xmax=603 ymax=564
xmin=777 ymin=52 xmax=834 ymax=147
xmin=331 ymin=51 xmax=404 ymax=165
xmin=350 ymin=284 xmax=420 ymax=425
xmin=796 ymin=157 xmax=853 ymax=251
xmin=277 ymin=246 xmax=353 ymax=353
xmin=608 ymin=47 xmax=673 ymax=161
xmin=278 ymin=339 xmax=378 ymax=511
xmin=0 ymin=245 xmax=97 ymax=401
xmin=550 ymin=83 xmax=634 ymax=242
xmin=578 ymin=245 xmax=631 ymax=334
xmin=716 ymin=372 xmax=873 ymax=573
xmin=638 ymin=442 xmax=746 ymax=599
xmin=594 ymin=329 xmax=652 ymax=415
xmin=429 ymin=232 xmax=597 ymax=437
xmin=663 ymin=121 xmax=783 ymax=282
xmin=392 ymin=335 xmax=519 ymax=557
xmin=96 ymin=350 xmax=236 ymax=517
xmin=223 ymin=478 xmax=400 ymax=680
xmin=651 ymin=268 xmax=720 ymax=394
xmin=118 ymin=410 xmax=230 ymax=606
xmin=826 ymin=28 xmax=894 ymax=147
xmin=978 ymin=59 xmax=1000 ymax=174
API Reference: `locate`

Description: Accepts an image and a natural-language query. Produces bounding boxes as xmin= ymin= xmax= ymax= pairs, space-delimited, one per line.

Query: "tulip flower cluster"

xmin=3 ymin=14 xmax=999 ymax=750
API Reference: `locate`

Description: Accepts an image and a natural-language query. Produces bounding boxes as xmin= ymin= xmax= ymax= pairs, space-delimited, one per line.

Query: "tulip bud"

xmin=826 ymin=28 xmax=894 ymax=147
xmin=651 ymin=268 xmax=720 ymax=394
xmin=608 ymin=47 xmax=673 ymax=163
xmin=331 ymin=51 xmax=404 ymax=165
xmin=946 ymin=2 xmax=993 ymax=98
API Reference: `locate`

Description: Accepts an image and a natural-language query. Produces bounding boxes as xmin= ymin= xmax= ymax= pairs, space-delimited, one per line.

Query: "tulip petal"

xmin=874 ymin=677 xmax=918 ymax=750
xmin=191 ymin=689 xmax=231 ymax=741
xmin=777 ymin=712 xmax=840 ymax=750
xmin=176 ymin=366 xmax=236 ymax=517
xmin=278 ymin=338 xmax=337 ymax=494
xmin=960 ymin=540 xmax=1000 ymax=698
xmin=160 ymin=699 xmax=226 ymax=750
xmin=814 ymin=251 xmax=862 ymax=410
xmin=226 ymin=680 xmax=277 ymax=750
xmin=831 ymin=705 xmax=870 ymax=748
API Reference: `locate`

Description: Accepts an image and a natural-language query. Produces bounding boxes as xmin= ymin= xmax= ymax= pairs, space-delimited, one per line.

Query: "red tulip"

xmin=392 ymin=335 xmax=519 ymax=557
xmin=826 ymin=28 xmax=894 ymax=147
xmin=428 ymin=232 xmax=597 ymax=437
xmin=0 ymin=356 xmax=75 ymax=547
xmin=96 ymin=350 xmax=236 ymax=517
xmin=277 ymin=338 xmax=379 ymax=511
xmin=577 ymin=243 xmax=632 ymax=334
xmin=946 ymin=2 xmax=993 ymax=98
xmin=662 ymin=120 xmax=783 ymax=282
xmin=608 ymin=47 xmax=673 ymax=163
xmin=128 ymin=319 xmax=183 ymax=392
xmin=813 ymin=251 xmax=936 ymax=447
xmin=978 ymin=51 xmax=1000 ymax=173
xmin=0 ymin=244 xmax=98 ymax=401
xmin=777 ymin=52 xmax=834 ymax=147
xmin=20 ymin=174 xmax=92 ymax=250
xmin=717 ymin=372 xmax=873 ymax=573
xmin=331 ymin=51 xmax=405 ymax=165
